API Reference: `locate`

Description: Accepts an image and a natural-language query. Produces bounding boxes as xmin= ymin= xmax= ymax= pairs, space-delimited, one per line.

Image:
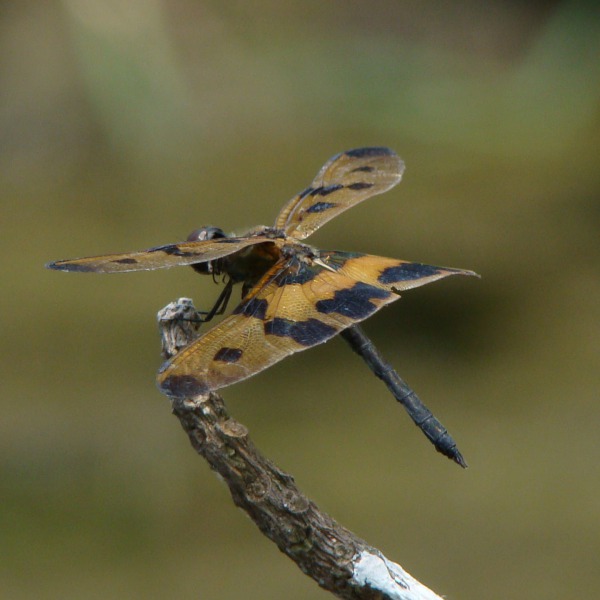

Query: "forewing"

xmin=46 ymin=236 xmax=269 ymax=273
xmin=275 ymin=147 xmax=404 ymax=240
xmin=157 ymin=251 xmax=477 ymax=398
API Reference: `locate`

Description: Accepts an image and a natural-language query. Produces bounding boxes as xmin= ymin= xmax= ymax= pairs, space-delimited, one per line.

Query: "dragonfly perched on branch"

xmin=48 ymin=147 xmax=478 ymax=466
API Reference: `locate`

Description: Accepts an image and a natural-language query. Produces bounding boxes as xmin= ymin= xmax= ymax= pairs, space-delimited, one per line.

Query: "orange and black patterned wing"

xmin=157 ymin=251 xmax=476 ymax=398
xmin=274 ymin=147 xmax=404 ymax=240
xmin=46 ymin=236 xmax=270 ymax=273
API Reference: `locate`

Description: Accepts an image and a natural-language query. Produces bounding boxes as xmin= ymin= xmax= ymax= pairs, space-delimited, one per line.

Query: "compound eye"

xmin=187 ymin=227 xmax=227 ymax=242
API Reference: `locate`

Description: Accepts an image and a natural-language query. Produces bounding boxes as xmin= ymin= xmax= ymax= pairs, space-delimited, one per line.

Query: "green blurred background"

xmin=2 ymin=1 xmax=599 ymax=598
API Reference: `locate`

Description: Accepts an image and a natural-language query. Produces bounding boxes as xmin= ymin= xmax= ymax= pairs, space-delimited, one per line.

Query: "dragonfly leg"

xmin=195 ymin=279 xmax=234 ymax=323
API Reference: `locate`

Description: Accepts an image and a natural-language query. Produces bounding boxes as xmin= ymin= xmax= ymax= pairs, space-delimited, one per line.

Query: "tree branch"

xmin=157 ymin=298 xmax=445 ymax=600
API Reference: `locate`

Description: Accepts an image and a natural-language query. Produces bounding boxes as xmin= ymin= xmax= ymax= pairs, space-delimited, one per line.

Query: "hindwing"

xmin=157 ymin=251 xmax=476 ymax=398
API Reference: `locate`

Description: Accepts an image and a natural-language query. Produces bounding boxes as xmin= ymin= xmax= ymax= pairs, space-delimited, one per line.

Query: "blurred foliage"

xmin=1 ymin=1 xmax=599 ymax=599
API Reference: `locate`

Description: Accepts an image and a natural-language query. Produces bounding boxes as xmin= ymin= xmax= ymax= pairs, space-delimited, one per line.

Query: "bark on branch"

xmin=157 ymin=298 xmax=445 ymax=600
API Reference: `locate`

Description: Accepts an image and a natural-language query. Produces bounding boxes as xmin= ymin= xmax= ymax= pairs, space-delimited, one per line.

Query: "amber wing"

xmin=46 ymin=237 xmax=271 ymax=273
xmin=275 ymin=147 xmax=404 ymax=240
xmin=157 ymin=251 xmax=476 ymax=398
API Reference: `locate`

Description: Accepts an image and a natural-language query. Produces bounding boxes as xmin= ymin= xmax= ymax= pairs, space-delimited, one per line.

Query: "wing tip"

xmin=157 ymin=371 xmax=211 ymax=400
xmin=345 ymin=146 xmax=397 ymax=159
xmin=344 ymin=147 xmax=405 ymax=182
xmin=46 ymin=260 xmax=89 ymax=272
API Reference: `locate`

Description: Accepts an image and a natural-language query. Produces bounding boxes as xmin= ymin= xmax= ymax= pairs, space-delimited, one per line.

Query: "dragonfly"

xmin=47 ymin=147 xmax=478 ymax=466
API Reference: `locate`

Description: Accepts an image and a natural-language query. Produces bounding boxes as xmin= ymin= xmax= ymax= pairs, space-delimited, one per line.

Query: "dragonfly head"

xmin=187 ymin=227 xmax=228 ymax=275
xmin=187 ymin=226 xmax=227 ymax=243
